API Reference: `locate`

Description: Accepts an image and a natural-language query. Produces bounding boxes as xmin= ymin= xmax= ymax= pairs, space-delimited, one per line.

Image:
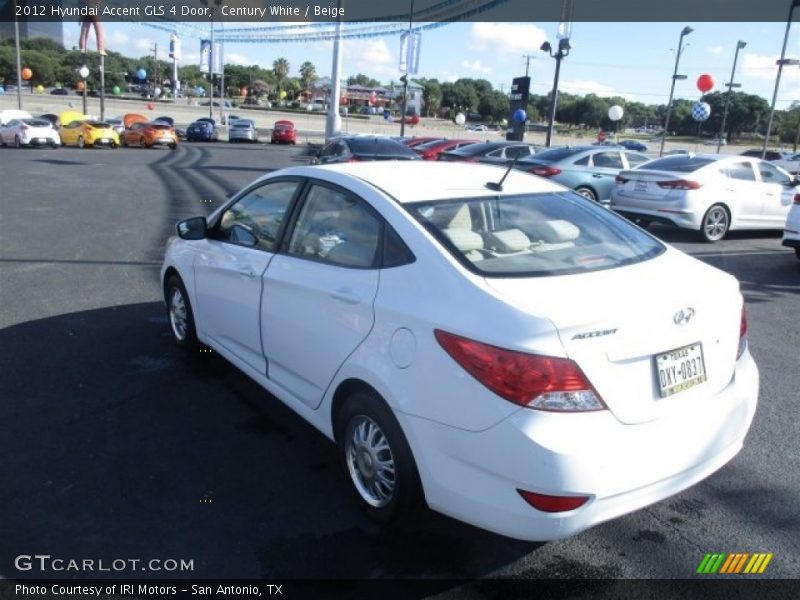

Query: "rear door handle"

xmin=330 ymin=290 xmax=361 ymax=304
xmin=592 ymin=174 xmax=603 ymax=178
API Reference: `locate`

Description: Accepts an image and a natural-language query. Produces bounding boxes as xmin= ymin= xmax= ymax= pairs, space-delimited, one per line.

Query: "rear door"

xmin=587 ymin=150 xmax=625 ymax=201
xmin=261 ymin=182 xmax=381 ymax=409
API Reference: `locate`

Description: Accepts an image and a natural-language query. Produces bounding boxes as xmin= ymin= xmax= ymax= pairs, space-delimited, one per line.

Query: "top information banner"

xmin=2 ymin=0 xmax=800 ymax=23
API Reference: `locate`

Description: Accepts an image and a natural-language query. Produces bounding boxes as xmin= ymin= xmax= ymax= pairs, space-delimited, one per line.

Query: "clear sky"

xmin=62 ymin=20 xmax=800 ymax=109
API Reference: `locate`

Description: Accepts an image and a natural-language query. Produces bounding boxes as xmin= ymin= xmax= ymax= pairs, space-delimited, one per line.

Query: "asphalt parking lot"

xmin=1 ymin=143 xmax=799 ymax=585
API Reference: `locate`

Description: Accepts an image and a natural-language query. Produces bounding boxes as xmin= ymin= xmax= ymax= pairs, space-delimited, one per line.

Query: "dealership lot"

xmin=1 ymin=144 xmax=798 ymax=580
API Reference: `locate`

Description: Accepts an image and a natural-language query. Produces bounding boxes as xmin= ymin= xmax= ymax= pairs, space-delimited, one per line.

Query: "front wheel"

xmin=165 ymin=275 xmax=198 ymax=349
xmin=701 ymin=204 xmax=729 ymax=243
xmin=795 ymin=247 xmax=800 ymax=260
xmin=77 ymin=136 xmax=85 ymax=149
xmin=574 ymin=186 xmax=597 ymax=202
xmin=337 ymin=391 xmax=421 ymax=524
xmin=15 ymin=135 xmax=22 ymax=149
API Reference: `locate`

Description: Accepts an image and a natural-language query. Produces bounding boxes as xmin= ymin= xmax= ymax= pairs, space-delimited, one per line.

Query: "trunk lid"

xmin=485 ymin=249 xmax=742 ymax=424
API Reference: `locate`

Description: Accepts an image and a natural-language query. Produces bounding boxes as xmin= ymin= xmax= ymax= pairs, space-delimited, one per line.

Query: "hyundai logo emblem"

xmin=673 ymin=308 xmax=696 ymax=325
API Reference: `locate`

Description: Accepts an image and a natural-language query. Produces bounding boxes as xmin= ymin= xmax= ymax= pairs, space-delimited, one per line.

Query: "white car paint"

xmin=611 ymin=153 xmax=797 ymax=240
xmin=0 ymin=118 xmax=60 ymax=147
xmin=162 ymin=161 xmax=758 ymax=541
xmin=782 ymin=195 xmax=800 ymax=259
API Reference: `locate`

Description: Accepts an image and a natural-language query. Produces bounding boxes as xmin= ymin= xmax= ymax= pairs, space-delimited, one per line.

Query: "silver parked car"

xmin=228 ymin=119 xmax=258 ymax=143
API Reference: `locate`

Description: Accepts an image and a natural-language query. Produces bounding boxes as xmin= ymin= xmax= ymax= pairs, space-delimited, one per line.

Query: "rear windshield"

xmin=347 ymin=138 xmax=418 ymax=157
xmin=23 ymin=119 xmax=51 ymax=127
xmin=414 ymin=139 xmax=450 ymax=150
xmin=87 ymin=121 xmax=110 ymax=128
xmin=150 ymin=123 xmax=171 ymax=130
xmin=640 ymin=156 xmax=717 ymax=172
xmin=522 ymin=147 xmax=585 ymax=163
xmin=408 ymin=192 xmax=664 ymax=277
xmin=447 ymin=143 xmax=495 ymax=156
xmin=233 ymin=121 xmax=253 ymax=128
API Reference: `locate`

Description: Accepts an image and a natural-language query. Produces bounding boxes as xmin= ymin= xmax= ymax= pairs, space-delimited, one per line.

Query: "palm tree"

xmin=273 ymin=57 xmax=290 ymax=100
xmin=299 ymin=61 xmax=317 ymax=91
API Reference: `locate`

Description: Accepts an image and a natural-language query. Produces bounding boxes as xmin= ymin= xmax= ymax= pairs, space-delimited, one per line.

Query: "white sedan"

xmin=0 ymin=118 xmax=60 ymax=148
xmin=611 ymin=153 xmax=798 ymax=242
xmin=161 ymin=161 xmax=758 ymax=541
xmin=782 ymin=195 xmax=800 ymax=259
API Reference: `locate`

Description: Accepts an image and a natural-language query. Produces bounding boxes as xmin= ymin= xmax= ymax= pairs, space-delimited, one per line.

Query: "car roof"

xmin=275 ymin=161 xmax=564 ymax=204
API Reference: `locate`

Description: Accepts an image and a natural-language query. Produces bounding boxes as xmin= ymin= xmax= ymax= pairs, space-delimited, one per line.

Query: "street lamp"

xmin=79 ymin=65 xmax=90 ymax=115
xmin=541 ymin=37 xmax=571 ymax=148
xmin=763 ymin=0 xmax=800 ymax=158
xmin=660 ymin=26 xmax=693 ymax=157
xmin=717 ymin=41 xmax=746 ymax=154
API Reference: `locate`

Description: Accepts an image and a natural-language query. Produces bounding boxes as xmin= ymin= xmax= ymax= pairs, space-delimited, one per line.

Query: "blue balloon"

xmin=136 ymin=68 xmax=147 ymax=80
xmin=383 ymin=109 xmax=391 ymax=120
xmin=513 ymin=108 xmax=527 ymax=124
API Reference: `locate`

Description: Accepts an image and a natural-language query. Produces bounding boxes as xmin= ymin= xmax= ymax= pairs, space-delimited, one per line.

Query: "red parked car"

xmin=271 ymin=120 xmax=296 ymax=145
xmin=412 ymin=138 xmax=479 ymax=160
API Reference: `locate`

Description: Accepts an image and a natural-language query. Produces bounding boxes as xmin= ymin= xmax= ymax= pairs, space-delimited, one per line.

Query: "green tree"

xmin=347 ymin=73 xmax=381 ymax=88
xmin=272 ymin=57 xmax=290 ymax=97
xmin=299 ymin=61 xmax=317 ymax=90
xmin=418 ymin=78 xmax=442 ymax=117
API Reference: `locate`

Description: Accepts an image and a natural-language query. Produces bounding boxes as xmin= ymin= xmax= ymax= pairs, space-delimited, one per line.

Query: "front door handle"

xmin=330 ymin=290 xmax=361 ymax=304
xmin=237 ymin=266 xmax=256 ymax=278
xmin=592 ymin=174 xmax=603 ymax=178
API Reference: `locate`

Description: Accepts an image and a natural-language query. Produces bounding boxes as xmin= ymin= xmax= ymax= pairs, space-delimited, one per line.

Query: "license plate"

xmin=635 ymin=181 xmax=648 ymax=192
xmin=38 ymin=138 xmax=47 ymax=143
xmin=654 ymin=342 xmax=707 ymax=398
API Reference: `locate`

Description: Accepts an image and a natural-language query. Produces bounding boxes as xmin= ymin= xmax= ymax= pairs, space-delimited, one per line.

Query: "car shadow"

xmin=0 ymin=302 xmax=539 ymax=581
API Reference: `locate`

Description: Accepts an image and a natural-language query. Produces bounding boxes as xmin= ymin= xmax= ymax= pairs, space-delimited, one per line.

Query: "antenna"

xmin=486 ymin=154 xmax=523 ymax=192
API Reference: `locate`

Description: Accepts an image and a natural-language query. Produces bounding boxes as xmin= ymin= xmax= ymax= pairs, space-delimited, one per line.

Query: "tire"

xmin=15 ymin=135 xmax=22 ymax=149
xmin=336 ymin=391 xmax=421 ymax=524
xmin=77 ymin=136 xmax=85 ymax=149
xmin=701 ymin=204 xmax=730 ymax=243
xmin=140 ymin=137 xmax=147 ymax=148
xmin=165 ymin=275 xmax=198 ymax=350
xmin=795 ymin=247 xmax=800 ymax=260
xmin=170 ymin=143 xmax=177 ymax=150
xmin=574 ymin=186 xmax=597 ymax=202
xmin=634 ymin=218 xmax=651 ymax=229
xmin=51 ymin=142 xmax=58 ymax=149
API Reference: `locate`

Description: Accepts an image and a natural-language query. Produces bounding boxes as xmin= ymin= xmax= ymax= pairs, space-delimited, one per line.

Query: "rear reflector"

xmin=434 ymin=329 xmax=605 ymax=411
xmin=657 ymin=179 xmax=702 ymax=190
xmin=737 ymin=306 xmax=748 ymax=359
xmin=528 ymin=165 xmax=562 ymax=177
xmin=517 ymin=490 xmax=590 ymax=513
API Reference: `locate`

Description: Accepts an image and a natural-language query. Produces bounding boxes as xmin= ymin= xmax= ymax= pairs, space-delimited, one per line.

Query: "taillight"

xmin=434 ymin=330 xmax=606 ymax=411
xmin=517 ymin=490 xmax=590 ymax=513
xmin=346 ymin=157 xmax=360 ymax=162
xmin=793 ymin=193 xmax=800 ymax=205
xmin=528 ymin=165 xmax=562 ymax=177
xmin=656 ymin=179 xmax=702 ymax=190
xmin=19 ymin=124 xmax=29 ymax=131
xmin=615 ymin=175 xmax=629 ymax=184
xmin=422 ymin=151 xmax=437 ymax=160
xmin=737 ymin=306 xmax=748 ymax=359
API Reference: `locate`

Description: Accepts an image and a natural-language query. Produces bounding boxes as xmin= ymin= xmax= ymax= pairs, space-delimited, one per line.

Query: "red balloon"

xmin=21 ymin=67 xmax=32 ymax=81
xmin=697 ymin=74 xmax=714 ymax=93
xmin=146 ymin=102 xmax=155 ymax=110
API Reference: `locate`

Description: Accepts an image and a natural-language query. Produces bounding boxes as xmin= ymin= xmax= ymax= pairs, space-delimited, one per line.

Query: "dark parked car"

xmin=186 ymin=118 xmax=218 ymax=142
xmin=50 ymin=88 xmax=69 ymax=96
xmin=38 ymin=113 xmax=59 ymax=127
xmin=438 ymin=141 xmax=538 ymax=165
xmin=618 ymin=139 xmax=648 ymax=152
xmin=313 ymin=136 xmax=421 ymax=164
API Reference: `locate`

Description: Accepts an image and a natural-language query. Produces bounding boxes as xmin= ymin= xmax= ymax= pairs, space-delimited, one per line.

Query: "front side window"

xmin=409 ymin=192 xmax=664 ymax=277
xmin=217 ymin=180 xmax=299 ymax=250
xmin=758 ymin=161 xmax=792 ymax=185
xmin=288 ymin=185 xmax=381 ymax=268
xmin=625 ymin=152 xmax=650 ymax=167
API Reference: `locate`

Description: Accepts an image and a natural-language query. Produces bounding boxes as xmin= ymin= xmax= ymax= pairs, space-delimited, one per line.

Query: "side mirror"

xmin=176 ymin=216 xmax=207 ymax=240
xmin=792 ymin=177 xmax=800 ymax=187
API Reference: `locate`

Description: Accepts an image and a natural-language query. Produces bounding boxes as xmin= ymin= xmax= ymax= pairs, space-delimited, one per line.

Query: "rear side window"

xmin=408 ymin=192 xmax=664 ymax=277
xmin=592 ymin=152 xmax=623 ymax=169
xmin=527 ymin=147 xmax=585 ymax=162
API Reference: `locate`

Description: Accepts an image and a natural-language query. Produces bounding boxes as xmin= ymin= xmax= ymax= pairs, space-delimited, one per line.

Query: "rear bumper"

xmin=400 ymin=349 xmax=758 ymax=541
xmin=613 ymin=207 xmax=700 ymax=230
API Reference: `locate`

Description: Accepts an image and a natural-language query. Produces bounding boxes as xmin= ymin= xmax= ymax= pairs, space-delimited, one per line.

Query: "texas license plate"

xmin=38 ymin=138 xmax=48 ymax=143
xmin=655 ymin=342 xmax=707 ymax=397
xmin=635 ymin=181 xmax=648 ymax=192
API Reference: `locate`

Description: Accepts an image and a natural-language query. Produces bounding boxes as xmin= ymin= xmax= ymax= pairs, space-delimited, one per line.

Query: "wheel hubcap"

xmin=345 ymin=415 xmax=396 ymax=508
xmin=169 ymin=288 xmax=188 ymax=341
xmin=705 ymin=209 xmax=728 ymax=240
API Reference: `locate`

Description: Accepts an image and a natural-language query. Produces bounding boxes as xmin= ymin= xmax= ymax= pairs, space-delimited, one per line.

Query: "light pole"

xmin=660 ymin=26 xmax=693 ymax=157
xmin=541 ymin=37 xmax=571 ymax=148
xmin=763 ymin=0 xmax=800 ymax=158
xmin=399 ymin=0 xmax=415 ymax=137
xmin=13 ymin=0 xmax=23 ymax=109
xmin=717 ymin=40 xmax=746 ymax=154
xmin=79 ymin=65 xmax=90 ymax=115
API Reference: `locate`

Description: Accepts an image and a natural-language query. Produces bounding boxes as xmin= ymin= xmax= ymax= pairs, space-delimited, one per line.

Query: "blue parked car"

xmin=513 ymin=145 xmax=651 ymax=203
xmin=619 ymin=139 xmax=648 ymax=152
xmin=185 ymin=118 xmax=218 ymax=142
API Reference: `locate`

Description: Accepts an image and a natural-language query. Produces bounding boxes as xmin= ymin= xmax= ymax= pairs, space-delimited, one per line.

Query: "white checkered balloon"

xmin=692 ymin=101 xmax=711 ymax=122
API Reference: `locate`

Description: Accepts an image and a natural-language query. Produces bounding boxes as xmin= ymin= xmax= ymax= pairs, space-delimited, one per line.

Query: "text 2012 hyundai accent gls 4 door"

xmin=161 ymin=162 xmax=758 ymax=541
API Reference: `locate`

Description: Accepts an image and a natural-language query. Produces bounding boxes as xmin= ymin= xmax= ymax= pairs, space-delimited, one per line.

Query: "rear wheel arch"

xmin=331 ymin=379 xmax=384 ymax=443
xmin=162 ymin=266 xmax=182 ymax=302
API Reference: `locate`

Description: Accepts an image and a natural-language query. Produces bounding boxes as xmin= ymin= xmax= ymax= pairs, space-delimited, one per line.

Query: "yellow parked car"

xmin=58 ymin=111 xmax=119 ymax=148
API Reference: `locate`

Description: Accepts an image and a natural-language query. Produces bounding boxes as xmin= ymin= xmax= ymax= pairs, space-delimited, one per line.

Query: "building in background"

xmin=0 ymin=21 xmax=64 ymax=47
